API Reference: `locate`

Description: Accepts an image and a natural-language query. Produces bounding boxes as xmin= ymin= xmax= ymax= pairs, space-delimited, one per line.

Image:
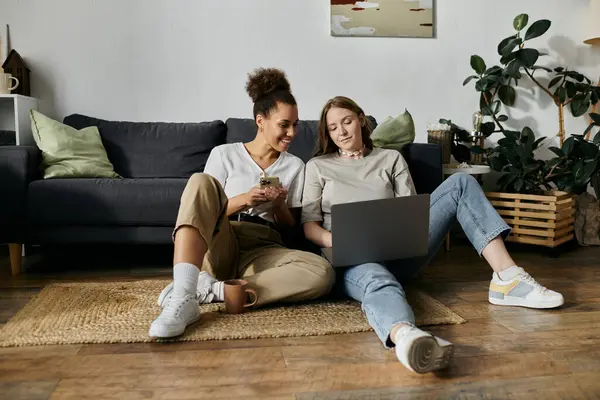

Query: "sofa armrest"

xmin=0 ymin=146 xmax=41 ymax=243
xmin=401 ymin=143 xmax=443 ymax=195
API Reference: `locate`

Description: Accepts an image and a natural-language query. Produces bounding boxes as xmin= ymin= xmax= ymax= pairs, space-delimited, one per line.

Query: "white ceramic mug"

xmin=0 ymin=73 xmax=19 ymax=94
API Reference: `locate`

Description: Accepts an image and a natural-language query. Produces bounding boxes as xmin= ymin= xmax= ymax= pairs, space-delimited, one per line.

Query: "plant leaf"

xmin=497 ymin=173 xmax=517 ymax=187
xmin=475 ymin=79 xmax=488 ymax=92
xmin=533 ymin=136 xmax=546 ymax=150
xmin=546 ymin=158 xmax=562 ymax=169
xmin=563 ymin=137 xmax=576 ymax=157
xmin=499 ymin=38 xmax=523 ymax=57
xmin=506 ymin=59 xmax=522 ymax=78
xmin=591 ymin=113 xmax=600 ymax=125
xmin=492 ymin=100 xmax=501 ymax=114
xmin=500 ymin=52 xmax=518 ymax=65
xmin=583 ymin=122 xmax=596 ymax=139
xmin=504 ymin=130 xmax=520 ymax=141
xmin=463 ymin=75 xmax=478 ymax=86
xmin=516 ymin=146 xmax=529 ymax=163
xmin=482 ymin=100 xmax=501 ymax=116
xmin=531 ymin=66 xmax=552 ymax=73
xmin=571 ymin=95 xmax=590 ymax=117
xmin=514 ymin=178 xmax=524 ymax=192
xmin=516 ymin=49 xmax=539 ymax=68
xmin=593 ymin=130 xmax=600 ymax=145
xmin=485 ymin=66 xmax=503 ymax=76
xmin=499 ymin=85 xmax=516 ymax=106
xmin=583 ymin=141 xmax=598 ymax=158
xmin=549 ymin=76 xmax=562 ymax=88
xmin=481 ymin=122 xmax=496 ymax=136
xmin=574 ymin=159 xmax=585 ymax=179
xmin=497 ymin=36 xmax=515 ymax=55
xmin=524 ymin=19 xmax=551 ymax=41
xmin=470 ymin=55 xmax=486 ymax=75
xmin=488 ymin=155 xmax=505 ymax=171
xmin=498 ymin=137 xmax=517 ymax=148
xmin=514 ymin=14 xmax=529 ymax=31
xmin=566 ymin=81 xmax=577 ymax=98
xmin=522 ymin=126 xmax=535 ymax=141
xmin=584 ymin=160 xmax=598 ymax=179
xmin=471 ymin=146 xmax=486 ymax=154
xmin=549 ymin=146 xmax=564 ymax=157
xmin=453 ymin=144 xmax=471 ymax=163
xmin=497 ymin=115 xmax=509 ymax=122
xmin=525 ymin=164 xmax=540 ymax=174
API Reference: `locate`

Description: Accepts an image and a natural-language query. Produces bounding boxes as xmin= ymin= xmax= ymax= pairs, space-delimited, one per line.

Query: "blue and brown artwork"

xmin=331 ymin=0 xmax=434 ymax=38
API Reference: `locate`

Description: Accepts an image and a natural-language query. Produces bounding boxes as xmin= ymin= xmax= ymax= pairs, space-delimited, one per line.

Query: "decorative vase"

xmin=427 ymin=129 xmax=452 ymax=164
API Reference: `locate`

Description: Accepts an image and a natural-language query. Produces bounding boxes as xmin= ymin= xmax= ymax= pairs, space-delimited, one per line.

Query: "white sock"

xmin=173 ymin=262 xmax=199 ymax=295
xmin=211 ymin=281 xmax=224 ymax=301
xmin=498 ymin=265 xmax=521 ymax=281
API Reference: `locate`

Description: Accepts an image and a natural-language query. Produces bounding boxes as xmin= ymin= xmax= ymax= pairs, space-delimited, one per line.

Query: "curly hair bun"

xmin=245 ymin=68 xmax=291 ymax=103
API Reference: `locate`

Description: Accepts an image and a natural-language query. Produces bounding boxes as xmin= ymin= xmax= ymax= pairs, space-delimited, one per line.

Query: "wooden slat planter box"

xmin=485 ymin=191 xmax=575 ymax=248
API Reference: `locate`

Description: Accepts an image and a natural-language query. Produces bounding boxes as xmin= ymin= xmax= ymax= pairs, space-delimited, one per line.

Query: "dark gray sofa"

xmin=0 ymin=114 xmax=442 ymax=273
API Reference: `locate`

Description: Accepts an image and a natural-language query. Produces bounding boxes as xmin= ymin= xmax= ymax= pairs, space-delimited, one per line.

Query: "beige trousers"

xmin=173 ymin=173 xmax=335 ymax=307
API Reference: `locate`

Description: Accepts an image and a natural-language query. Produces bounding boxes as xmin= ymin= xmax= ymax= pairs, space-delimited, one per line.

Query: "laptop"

xmin=321 ymin=194 xmax=430 ymax=267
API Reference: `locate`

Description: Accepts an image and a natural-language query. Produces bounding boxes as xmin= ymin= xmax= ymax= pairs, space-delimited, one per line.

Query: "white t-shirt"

xmin=203 ymin=142 xmax=305 ymax=223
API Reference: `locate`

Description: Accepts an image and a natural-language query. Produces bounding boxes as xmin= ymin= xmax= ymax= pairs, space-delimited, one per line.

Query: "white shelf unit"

xmin=0 ymin=94 xmax=39 ymax=146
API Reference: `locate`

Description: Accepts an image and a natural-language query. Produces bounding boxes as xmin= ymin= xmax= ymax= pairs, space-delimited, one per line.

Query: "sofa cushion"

xmin=63 ymin=114 xmax=227 ymax=178
xmin=30 ymin=110 xmax=120 ymax=179
xmin=371 ymin=109 xmax=416 ymax=152
xmin=28 ymin=178 xmax=186 ymax=226
xmin=225 ymin=116 xmax=377 ymax=163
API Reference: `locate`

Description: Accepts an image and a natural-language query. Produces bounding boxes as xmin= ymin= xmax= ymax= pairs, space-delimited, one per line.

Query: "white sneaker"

xmin=149 ymin=291 xmax=201 ymax=338
xmin=489 ymin=267 xmax=564 ymax=309
xmin=158 ymin=271 xmax=218 ymax=308
xmin=394 ymin=324 xmax=454 ymax=373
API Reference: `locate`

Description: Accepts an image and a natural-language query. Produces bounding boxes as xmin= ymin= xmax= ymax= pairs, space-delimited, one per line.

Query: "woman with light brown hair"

xmin=301 ymin=95 xmax=564 ymax=373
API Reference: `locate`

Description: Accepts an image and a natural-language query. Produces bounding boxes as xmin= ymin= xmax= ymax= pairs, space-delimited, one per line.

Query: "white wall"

xmin=2 ymin=0 xmax=599 ymax=146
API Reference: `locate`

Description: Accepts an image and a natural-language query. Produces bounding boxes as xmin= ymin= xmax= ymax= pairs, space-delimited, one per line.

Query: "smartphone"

xmin=259 ymin=176 xmax=280 ymax=189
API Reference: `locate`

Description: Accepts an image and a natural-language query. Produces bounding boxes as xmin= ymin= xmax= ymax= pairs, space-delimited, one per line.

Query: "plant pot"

xmin=427 ymin=129 xmax=452 ymax=164
xmin=485 ymin=191 xmax=575 ymax=248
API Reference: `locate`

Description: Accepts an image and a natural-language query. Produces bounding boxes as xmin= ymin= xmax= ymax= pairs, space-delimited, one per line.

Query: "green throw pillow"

xmin=371 ymin=109 xmax=416 ymax=151
xmin=30 ymin=110 xmax=120 ymax=179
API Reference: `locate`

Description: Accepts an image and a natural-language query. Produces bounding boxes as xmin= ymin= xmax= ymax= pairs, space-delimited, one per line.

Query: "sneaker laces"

xmin=516 ymin=271 xmax=548 ymax=293
xmin=162 ymin=293 xmax=192 ymax=318
xmin=197 ymin=287 xmax=215 ymax=304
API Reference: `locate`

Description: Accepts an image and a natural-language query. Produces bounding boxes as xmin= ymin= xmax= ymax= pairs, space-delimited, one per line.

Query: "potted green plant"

xmin=463 ymin=13 xmax=600 ymax=146
xmin=437 ymin=119 xmax=476 ymax=164
xmin=547 ymin=113 xmax=600 ymax=196
xmin=461 ymin=13 xmax=600 ymax=248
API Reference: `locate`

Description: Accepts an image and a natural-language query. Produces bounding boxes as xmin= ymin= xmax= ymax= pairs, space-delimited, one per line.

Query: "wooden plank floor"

xmin=1 ymin=242 xmax=600 ymax=399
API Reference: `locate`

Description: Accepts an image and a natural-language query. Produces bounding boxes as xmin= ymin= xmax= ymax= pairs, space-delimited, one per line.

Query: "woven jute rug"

xmin=0 ymin=279 xmax=465 ymax=347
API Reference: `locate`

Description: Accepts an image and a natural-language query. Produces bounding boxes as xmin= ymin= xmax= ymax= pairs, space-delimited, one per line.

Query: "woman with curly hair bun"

xmin=149 ymin=68 xmax=335 ymax=339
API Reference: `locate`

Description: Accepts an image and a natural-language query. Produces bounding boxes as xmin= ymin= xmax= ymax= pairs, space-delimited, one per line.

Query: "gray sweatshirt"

xmin=301 ymin=147 xmax=417 ymax=232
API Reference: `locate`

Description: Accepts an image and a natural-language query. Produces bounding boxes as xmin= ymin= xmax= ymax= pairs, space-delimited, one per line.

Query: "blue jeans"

xmin=340 ymin=174 xmax=511 ymax=347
